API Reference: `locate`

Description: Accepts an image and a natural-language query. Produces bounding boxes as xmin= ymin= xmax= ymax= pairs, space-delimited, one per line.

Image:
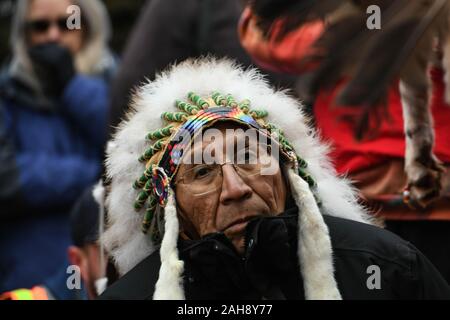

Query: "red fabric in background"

xmin=239 ymin=8 xmax=450 ymax=221
xmin=238 ymin=7 xmax=324 ymax=74
xmin=239 ymin=11 xmax=450 ymax=176
xmin=315 ymin=68 xmax=450 ymax=175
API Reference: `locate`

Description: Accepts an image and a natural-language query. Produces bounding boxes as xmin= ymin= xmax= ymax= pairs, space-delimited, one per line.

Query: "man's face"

xmin=68 ymin=243 xmax=106 ymax=299
xmin=26 ymin=0 xmax=83 ymax=54
xmin=174 ymin=122 xmax=287 ymax=254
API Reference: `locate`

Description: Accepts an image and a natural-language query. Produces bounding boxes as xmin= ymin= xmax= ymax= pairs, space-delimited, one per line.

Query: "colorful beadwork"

xmin=146 ymin=125 xmax=174 ymax=141
xmin=152 ymin=167 xmax=170 ymax=206
xmin=162 ymin=112 xmax=188 ymax=122
xmin=133 ymin=174 xmax=149 ymax=190
xmin=134 ymin=190 xmax=150 ymax=210
xmin=250 ymin=109 xmax=269 ymax=119
xmin=142 ymin=195 xmax=158 ymax=234
xmin=226 ymin=94 xmax=238 ymax=107
xmin=138 ymin=139 xmax=167 ymax=163
xmin=176 ymin=100 xmax=200 ymax=114
xmin=188 ymin=92 xmax=209 ymax=109
xmin=239 ymin=99 xmax=251 ymax=113
xmin=212 ymin=92 xmax=227 ymax=106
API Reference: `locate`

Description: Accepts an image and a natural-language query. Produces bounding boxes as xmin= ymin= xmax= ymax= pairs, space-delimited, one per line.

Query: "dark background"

xmin=0 ymin=0 xmax=147 ymax=64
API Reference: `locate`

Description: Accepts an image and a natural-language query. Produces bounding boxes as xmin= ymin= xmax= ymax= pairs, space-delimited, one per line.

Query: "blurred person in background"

xmin=66 ymin=184 xmax=109 ymax=300
xmin=1 ymin=185 xmax=111 ymax=300
xmin=0 ymin=0 xmax=117 ymax=292
xmin=108 ymin=0 xmax=296 ymax=135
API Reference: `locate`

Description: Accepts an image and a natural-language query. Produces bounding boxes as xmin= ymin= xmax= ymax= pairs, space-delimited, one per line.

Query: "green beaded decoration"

xmin=297 ymin=156 xmax=308 ymax=169
xmin=139 ymin=139 xmax=166 ymax=162
xmin=133 ymin=164 xmax=156 ymax=189
xmin=146 ymin=125 xmax=174 ymax=141
xmin=139 ymin=148 xmax=155 ymax=163
xmin=134 ymin=190 xmax=150 ymax=210
xmin=139 ymin=147 xmax=156 ymax=163
xmin=277 ymin=133 xmax=287 ymax=143
xmin=281 ymin=144 xmax=293 ymax=153
xmin=133 ymin=173 xmax=149 ymax=190
xmin=211 ymin=92 xmax=227 ymax=106
xmin=266 ymin=121 xmax=312 ymax=183
xmin=266 ymin=123 xmax=284 ymax=135
xmin=143 ymin=179 xmax=153 ymax=193
xmin=142 ymin=195 xmax=158 ymax=234
xmin=279 ymin=137 xmax=294 ymax=152
xmin=212 ymin=92 xmax=227 ymax=106
xmin=176 ymin=100 xmax=200 ymax=114
xmin=144 ymin=165 xmax=154 ymax=178
xmin=298 ymin=168 xmax=316 ymax=188
xmin=161 ymin=112 xmax=188 ymax=122
xmin=225 ymin=94 xmax=238 ymax=107
xmin=152 ymin=139 xmax=165 ymax=152
xmin=250 ymin=109 xmax=269 ymax=119
xmin=266 ymin=123 xmax=294 ymax=153
xmin=239 ymin=99 xmax=251 ymax=113
xmin=188 ymin=92 xmax=209 ymax=109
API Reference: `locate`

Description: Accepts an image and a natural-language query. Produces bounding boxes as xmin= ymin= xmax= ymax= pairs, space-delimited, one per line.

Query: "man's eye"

xmin=193 ymin=166 xmax=213 ymax=179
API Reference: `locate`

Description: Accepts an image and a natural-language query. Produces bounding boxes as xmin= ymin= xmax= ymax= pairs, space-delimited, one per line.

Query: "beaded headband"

xmin=132 ymin=91 xmax=317 ymax=242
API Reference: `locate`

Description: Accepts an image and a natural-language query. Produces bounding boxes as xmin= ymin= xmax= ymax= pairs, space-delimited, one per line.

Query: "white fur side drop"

xmin=288 ymin=170 xmax=342 ymax=300
xmin=153 ymin=193 xmax=185 ymax=299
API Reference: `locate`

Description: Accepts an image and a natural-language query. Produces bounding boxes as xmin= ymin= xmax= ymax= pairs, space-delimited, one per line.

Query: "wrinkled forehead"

xmin=190 ymin=121 xmax=264 ymax=153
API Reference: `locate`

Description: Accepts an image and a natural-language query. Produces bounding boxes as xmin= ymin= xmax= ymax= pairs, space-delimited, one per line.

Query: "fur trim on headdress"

xmin=153 ymin=192 xmax=185 ymax=299
xmin=287 ymin=170 xmax=341 ymax=299
xmin=103 ymin=57 xmax=374 ymax=299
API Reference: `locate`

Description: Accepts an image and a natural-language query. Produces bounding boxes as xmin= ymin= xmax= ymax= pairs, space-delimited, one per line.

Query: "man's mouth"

xmin=223 ymin=216 xmax=259 ymax=235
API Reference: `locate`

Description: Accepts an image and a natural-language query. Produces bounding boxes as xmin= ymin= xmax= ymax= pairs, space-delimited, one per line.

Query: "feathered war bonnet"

xmin=103 ymin=58 xmax=374 ymax=300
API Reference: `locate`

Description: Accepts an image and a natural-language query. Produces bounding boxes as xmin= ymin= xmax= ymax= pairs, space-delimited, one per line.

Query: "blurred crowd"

xmin=0 ymin=0 xmax=449 ymax=299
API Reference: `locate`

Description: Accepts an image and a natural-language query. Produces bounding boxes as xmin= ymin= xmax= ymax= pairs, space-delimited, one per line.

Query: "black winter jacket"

xmin=100 ymin=207 xmax=450 ymax=300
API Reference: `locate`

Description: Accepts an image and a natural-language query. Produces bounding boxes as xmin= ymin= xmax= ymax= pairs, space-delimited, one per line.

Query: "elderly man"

xmin=99 ymin=59 xmax=450 ymax=300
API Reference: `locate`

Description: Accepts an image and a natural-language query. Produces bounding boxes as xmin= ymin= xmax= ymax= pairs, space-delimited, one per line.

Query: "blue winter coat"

xmin=0 ymin=72 xmax=109 ymax=292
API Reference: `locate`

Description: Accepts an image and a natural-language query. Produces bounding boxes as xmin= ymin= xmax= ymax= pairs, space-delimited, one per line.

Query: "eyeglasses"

xmin=173 ymin=146 xmax=280 ymax=196
xmin=26 ymin=17 xmax=70 ymax=34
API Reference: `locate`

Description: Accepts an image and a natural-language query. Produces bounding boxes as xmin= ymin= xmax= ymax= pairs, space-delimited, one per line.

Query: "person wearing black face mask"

xmin=0 ymin=0 xmax=115 ymax=293
xmin=28 ymin=42 xmax=75 ymax=98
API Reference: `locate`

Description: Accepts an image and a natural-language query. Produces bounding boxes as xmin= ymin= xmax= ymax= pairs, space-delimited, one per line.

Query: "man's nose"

xmin=46 ymin=24 xmax=62 ymax=42
xmin=219 ymin=165 xmax=252 ymax=205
